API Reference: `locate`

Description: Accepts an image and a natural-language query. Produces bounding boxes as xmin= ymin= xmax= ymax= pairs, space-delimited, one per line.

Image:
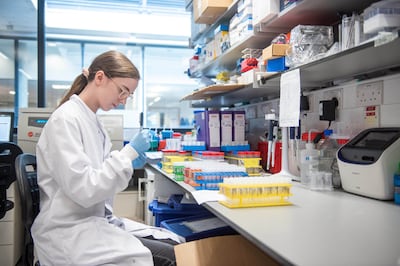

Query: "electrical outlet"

xmin=363 ymin=105 xmax=380 ymax=128
xmin=322 ymin=88 xmax=343 ymax=109
xmin=356 ymin=80 xmax=383 ymax=107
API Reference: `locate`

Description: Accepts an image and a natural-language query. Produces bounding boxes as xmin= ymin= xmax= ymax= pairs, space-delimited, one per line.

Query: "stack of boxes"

xmin=262 ymin=42 xmax=290 ymax=73
xmin=214 ymin=24 xmax=230 ymax=58
xmin=224 ymin=151 xmax=262 ymax=176
xmin=252 ymin=0 xmax=280 ymax=26
xmin=161 ymin=151 xmax=192 ymax=174
xmin=229 ymin=0 xmax=253 ymax=46
xmin=194 ymin=110 xmax=247 ymax=152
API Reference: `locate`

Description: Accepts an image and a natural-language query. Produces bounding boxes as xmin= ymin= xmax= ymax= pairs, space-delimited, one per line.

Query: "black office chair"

xmin=0 ymin=142 xmax=23 ymax=220
xmin=15 ymin=153 xmax=40 ymax=266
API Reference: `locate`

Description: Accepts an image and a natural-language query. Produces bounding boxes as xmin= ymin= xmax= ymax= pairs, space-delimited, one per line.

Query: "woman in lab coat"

xmin=31 ymin=50 xmax=181 ymax=266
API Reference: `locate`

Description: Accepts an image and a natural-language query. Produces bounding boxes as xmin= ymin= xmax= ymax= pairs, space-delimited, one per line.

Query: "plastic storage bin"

xmin=267 ymin=57 xmax=288 ymax=72
xmin=363 ymin=0 xmax=400 ymax=34
xmin=160 ymin=214 xmax=237 ymax=241
xmin=148 ymin=199 xmax=210 ymax=226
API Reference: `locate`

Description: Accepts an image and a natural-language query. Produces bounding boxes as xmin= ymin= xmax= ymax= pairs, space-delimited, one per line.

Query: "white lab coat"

xmin=32 ymin=95 xmax=156 ymax=266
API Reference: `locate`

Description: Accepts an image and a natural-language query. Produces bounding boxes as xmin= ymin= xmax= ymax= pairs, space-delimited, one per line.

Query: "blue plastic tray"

xmin=160 ymin=214 xmax=237 ymax=241
xmin=148 ymin=199 xmax=210 ymax=226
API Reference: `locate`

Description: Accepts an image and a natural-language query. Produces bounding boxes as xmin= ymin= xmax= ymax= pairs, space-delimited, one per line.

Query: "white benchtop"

xmin=147 ymin=164 xmax=400 ymax=265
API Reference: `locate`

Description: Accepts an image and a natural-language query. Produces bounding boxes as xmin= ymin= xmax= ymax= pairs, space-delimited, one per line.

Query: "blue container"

xmin=167 ymin=194 xmax=206 ymax=211
xmin=160 ymin=214 xmax=237 ymax=242
xmin=220 ymin=144 xmax=250 ymax=151
xmin=148 ymin=199 xmax=210 ymax=227
xmin=394 ymin=173 xmax=400 ymax=186
xmin=394 ymin=174 xmax=400 ymax=205
xmin=267 ymin=57 xmax=288 ymax=72
xmin=161 ymin=129 xmax=173 ymax=139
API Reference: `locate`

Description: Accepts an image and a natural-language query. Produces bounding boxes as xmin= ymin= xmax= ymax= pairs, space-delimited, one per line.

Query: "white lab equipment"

xmin=337 ymin=127 xmax=400 ymax=200
xmin=98 ymin=114 xmax=124 ymax=150
xmin=17 ymin=108 xmax=54 ymax=154
xmin=17 ymin=108 xmax=124 ymax=154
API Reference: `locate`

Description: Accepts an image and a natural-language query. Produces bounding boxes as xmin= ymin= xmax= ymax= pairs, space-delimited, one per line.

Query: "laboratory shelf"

xmin=190 ymin=0 xmax=240 ymax=44
xmin=191 ymin=0 xmax=378 ymax=78
xmin=180 ymin=83 xmax=246 ymax=101
xmin=186 ymin=33 xmax=400 ymax=108
xmin=187 ymin=0 xmax=388 ymax=108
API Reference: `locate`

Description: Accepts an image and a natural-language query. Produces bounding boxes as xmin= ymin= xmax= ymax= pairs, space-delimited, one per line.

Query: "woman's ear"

xmin=94 ymin=70 xmax=106 ymax=86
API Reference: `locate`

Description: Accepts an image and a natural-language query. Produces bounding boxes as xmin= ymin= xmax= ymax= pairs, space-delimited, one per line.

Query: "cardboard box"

xmin=262 ymin=44 xmax=291 ymax=61
xmin=204 ymin=40 xmax=216 ymax=63
xmin=174 ymin=235 xmax=280 ymax=266
xmin=214 ymin=30 xmax=229 ymax=57
xmin=233 ymin=111 xmax=246 ymax=142
xmin=194 ymin=110 xmax=221 ymax=151
xmin=193 ymin=0 xmax=233 ymax=24
xmin=220 ymin=110 xmax=233 ymax=145
xmin=237 ymin=68 xmax=259 ymax=84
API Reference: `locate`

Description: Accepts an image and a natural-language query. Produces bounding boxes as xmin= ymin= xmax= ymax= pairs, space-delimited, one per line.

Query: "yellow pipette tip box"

xmin=218 ymin=179 xmax=293 ymax=208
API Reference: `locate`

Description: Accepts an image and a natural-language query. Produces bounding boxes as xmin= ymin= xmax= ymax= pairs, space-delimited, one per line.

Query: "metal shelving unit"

xmin=188 ymin=34 xmax=400 ymax=108
xmin=184 ymin=0 xmax=399 ymax=108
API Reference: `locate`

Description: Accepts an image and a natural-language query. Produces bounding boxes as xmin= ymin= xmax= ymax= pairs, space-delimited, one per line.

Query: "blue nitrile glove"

xmin=129 ymin=129 xmax=151 ymax=154
xmin=132 ymin=153 xmax=147 ymax=169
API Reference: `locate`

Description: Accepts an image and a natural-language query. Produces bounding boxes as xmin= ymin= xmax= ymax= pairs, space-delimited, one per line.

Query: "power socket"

xmin=322 ymin=88 xmax=343 ymax=109
xmin=356 ymin=80 xmax=383 ymax=107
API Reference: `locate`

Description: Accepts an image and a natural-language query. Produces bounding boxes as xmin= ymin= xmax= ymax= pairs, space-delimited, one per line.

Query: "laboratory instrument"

xmin=337 ymin=127 xmax=400 ymax=200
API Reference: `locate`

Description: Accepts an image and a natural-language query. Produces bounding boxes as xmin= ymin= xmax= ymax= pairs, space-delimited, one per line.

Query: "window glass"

xmin=19 ymin=40 xmax=38 ymax=108
xmin=0 ymin=39 xmax=15 ymax=112
xmin=144 ymin=47 xmax=198 ymax=129
xmin=45 ymin=42 xmax=82 ymax=108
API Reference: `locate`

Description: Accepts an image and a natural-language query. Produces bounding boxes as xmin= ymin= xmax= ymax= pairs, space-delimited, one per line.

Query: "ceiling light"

xmin=9 ymin=91 xmax=16 ymax=95
xmin=52 ymin=84 xmax=70 ymax=90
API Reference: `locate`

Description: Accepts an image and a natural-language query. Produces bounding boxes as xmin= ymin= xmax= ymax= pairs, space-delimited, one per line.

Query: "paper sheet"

xmin=279 ymin=68 xmax=301 ymax=127
xmin=145 ymin=151 xmax=163 ymax=159
xmin=191 ymin=190 xmax=227 ymax=204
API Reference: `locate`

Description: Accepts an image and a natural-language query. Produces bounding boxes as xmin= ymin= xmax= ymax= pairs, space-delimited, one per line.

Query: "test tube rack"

xmin=219 ymin=176 xmax=293 ymax=208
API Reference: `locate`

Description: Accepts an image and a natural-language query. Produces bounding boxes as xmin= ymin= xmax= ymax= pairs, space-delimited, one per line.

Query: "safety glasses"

xmin=108 ymin=76 xmax=133 ymax=100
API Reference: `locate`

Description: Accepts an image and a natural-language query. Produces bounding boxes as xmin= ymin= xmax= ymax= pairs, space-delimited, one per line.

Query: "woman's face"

xmin=97 ymin=73 xmax=138 ymax=111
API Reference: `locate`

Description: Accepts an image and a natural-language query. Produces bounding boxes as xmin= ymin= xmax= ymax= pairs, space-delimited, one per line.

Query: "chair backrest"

xmin=15 ymin=153 xmax=39 ymax=229
xmin=15 ymin=153 xmax=39 ymax=266
xmin=0 ymin=142 xmax=23 ymax=219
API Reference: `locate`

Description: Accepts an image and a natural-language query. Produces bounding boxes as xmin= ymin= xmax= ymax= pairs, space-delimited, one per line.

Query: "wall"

xmin=234 ymin=72 xmax=400 ymax=150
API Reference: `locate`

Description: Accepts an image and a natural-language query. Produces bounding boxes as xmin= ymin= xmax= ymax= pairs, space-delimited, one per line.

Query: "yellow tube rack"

xmin=219 ymin=178 xmax=292 ymax=208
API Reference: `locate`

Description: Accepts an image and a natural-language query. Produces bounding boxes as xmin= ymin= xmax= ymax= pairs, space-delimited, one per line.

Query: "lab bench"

xmin=146 ymin=163 xmax=400 ymax=266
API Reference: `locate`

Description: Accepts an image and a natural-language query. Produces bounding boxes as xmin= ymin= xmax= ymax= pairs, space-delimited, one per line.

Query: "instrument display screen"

xmin=28 ymin=117 xmax=49 ymax=128
xmin=353 ymin=131 xmax=398 ymax=149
